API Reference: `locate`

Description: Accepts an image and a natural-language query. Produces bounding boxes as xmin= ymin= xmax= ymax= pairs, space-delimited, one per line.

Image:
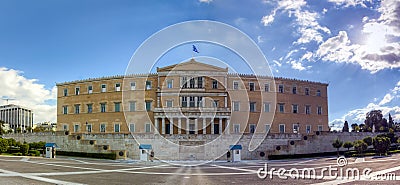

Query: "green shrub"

xmin=12 ymin=152 xmax=22 ymax=156
xmin=28 ymin=150 xmax=40 ymax=156
xmin=20 ymin=144 xmax=29 ymax=155
xmin=56 ymin=151 xmax=116 ymax=160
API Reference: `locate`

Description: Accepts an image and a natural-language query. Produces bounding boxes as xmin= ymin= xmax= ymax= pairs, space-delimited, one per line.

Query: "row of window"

xmin=232 ymin=102 xmax=323 ymax=115
xmin=65 ymin=123 xmax=150 ymax=133
xmin=62 ymin=101 xmax=152 ymax=114
xmin=233 ymin=124 xmax=323 ymax=134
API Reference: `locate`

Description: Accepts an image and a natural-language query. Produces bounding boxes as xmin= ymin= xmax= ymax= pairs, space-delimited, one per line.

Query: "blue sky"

xmin=0 ymin=0 xmax=399 ymax=128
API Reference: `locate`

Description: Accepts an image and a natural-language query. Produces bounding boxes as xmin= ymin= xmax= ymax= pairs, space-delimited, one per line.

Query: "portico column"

xmin=186 ymin=118 xmax=189 ymax=134
xmin=203 ymin=118 xmax=206 ymax=135
xmin=195 ymin=118 xmax=198 ymax=134
xmin=224 ymin=97 xmax=227 ymax=108
xmin=178 ymin=118 xmax=182 ymax=134
xmin=170 ymin=118 xmax=174 ymax=134
xmin=211 ymin=118 xmax=215 ymax=134
xmin=154 ymin=118 xmax=159 ymax=134
xmin=226 ymin=119 xmax=230 ymax=134
xmin=161 ymin=117 xmax=165 ymax=134
xmin=219 ymin=118 xmax=223 ymax=134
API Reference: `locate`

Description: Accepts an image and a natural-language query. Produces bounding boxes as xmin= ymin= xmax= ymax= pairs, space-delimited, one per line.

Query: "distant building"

xmin=34 ymin=122 xmax=57 ymax=132
xmin=0 ymin=104 xmax=34 ymax=132
xmin=57 ymin=59 xmax=329 ymax=135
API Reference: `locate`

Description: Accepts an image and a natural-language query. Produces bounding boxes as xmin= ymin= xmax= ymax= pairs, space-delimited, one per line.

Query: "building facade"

xmin=57 ymin=60 xmax=328 ymax=135
xmin=0 ymin=104 xmax=34 ymax=132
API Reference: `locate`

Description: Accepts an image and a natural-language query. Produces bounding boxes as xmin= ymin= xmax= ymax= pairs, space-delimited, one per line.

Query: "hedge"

xmin=268 ymin=151 xmax=343 ymax=160
xmin=28 ymin=150 xmax=41 ymax=156
xmin=56 ymin=151 xmax=116 ymax=160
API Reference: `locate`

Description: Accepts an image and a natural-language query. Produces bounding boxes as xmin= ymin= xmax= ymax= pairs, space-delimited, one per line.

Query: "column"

xmin=154 ymin=118 xmax=159 ymax=134
xmin=224 ymin=97 xmax=227 ymax=108
xmin=226 ymin=119 xmax=230 ymax=134
xmin=203 ymin=118 xmax=206 ymax=135
xmin=170 ymin=119 xmax=174 ymax=134
xmin=219 ymin=118 xmax=223 ymax=134
xmin=194 ymin=97 xmax=198 ymax=107
xmin=161 ymin=117 xmax=165 ymax=134
xmin=211 ymin=118 xmax=214 ymax=134
xmin=195 ymin=118 xmax=198 ymax=134
xmin=178 ymin=118 xmax=181 ymax=134
xmin=186 ymin=118 xmax=189 ymax=134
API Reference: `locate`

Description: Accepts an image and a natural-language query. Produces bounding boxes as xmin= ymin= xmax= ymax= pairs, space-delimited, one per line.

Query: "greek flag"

xmin=192 ymin=45 xmax=199 ymax=53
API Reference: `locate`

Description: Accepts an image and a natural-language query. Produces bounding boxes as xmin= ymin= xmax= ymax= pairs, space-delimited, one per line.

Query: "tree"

xmin=20 ymin=144 xmax=29 ymax=155
xmin=353 ymin=140 xmax=368 ymax=155
xmin=343 ymin=141 xmax=354 ymax=151
xmin=6 ymin=138 xmax=16 ymax=147
xmin=0 ymin=138 xmax=9 ymax=153
xmin=364 ymin=110 xmax=388 ymax=132
xmin=363 ymin=136 xmax=373 ymax=147
xmin=342 ymin=121 xmax=349 ymax=132
xmin=26 ymin=126 xmax=32 ymax=133
xmin=373 ymin=136 xmax=391 ymax=156
xmin=16 ymin=127 xmax=22 ymax=133
xmin=359 ymin=124 xmax=366 ymax=132
xmin=351 ymin=123 xmax=358 ymax=132
xmin=0 ymin=120 xmax=5 ymax=135
xmin=332 ymin=138 xmax=343 ymax=156
xmin=388 ymin=113 xmax=394 ymax=129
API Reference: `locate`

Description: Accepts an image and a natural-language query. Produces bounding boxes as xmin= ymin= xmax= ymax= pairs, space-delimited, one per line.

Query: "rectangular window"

xmin=189 ymin=96 xmax=195 ymax=107
xmin=264 ymin=102 xmax=270 ymax=112
xmin=249 ymin=124 xmax=256 ymax=133
xmin=63 ymin=124 xmax=68 ymax=131
xmin=233 ymin=101 xmax=240 ymax=111
xmin=316 ymin=90 xmax=321 ymax=97
xmin=167 ymin=80 xmax=173 ymax=88
xmin=213 ymin=100 xmax=218 ymax=108
xmin=305 ymin=105 xmax=311 ymax=115
xmin=318 ymin=125 xmax=323 ymax=131
xmin=129 ymin=123 xmax=135 ymax=132
xmin=100 ymin=124 xmax=106 ymax=133
xmin=101 ymin=84 xmax=106 ymax=92
xmin=264 ymin=83 xmax=270 ymax=92
xmin=146 ymin=81 xmax=152 ymax=90
xmin=265 ymin=124 xmax=271 ymax=133
xmin=87 ymin=104 xmax=93 ymax=113
xmin=63 ymin=106 xmax=68 ymax=114
xmin=145 ymin=101 xmax=152 ymax=111
xmin=100 ymin=103 xmax=106 ymax=113
xmin=317 ymin=106 xmax=322 ymax=115
xmin=278 ymin=103 xmax=284 ymax=113
xmin=166 ymin=100 xmax=173 ymax=108
xmin=212 ymin=80 xmax=218 ymax=89
xmin=130 ymin=82 xmax=136 ymax=90
xmin=74 ymin=104 xmax=80 ymax=114
xmin=279 ymin=124 xmax=285 ymax=133
xmin=189 ymin=124 xmax=195 ymax=134
xmin=189 ymin=78 xmax=195 ymax=88
xmin=114 ymin=102 xmax=121 ymax=112
xmin=292 ymin=86 xmax=297 ymax=94
xmin=197 ymin=97 xmax=203 ymax=107
xmin=145 ymin=123 xmax=151 ymax=133
xmin=234 ymin=124 xmax=240 ymax=134
xmin=249 ymin=82 xmax=255 ymax=91
xmin=115 ymin=83 xmax=121 ymax=91
xmin=75 ymin=87 xmax=80 ymax=95
xmin=197 ymin=77 xmax=203 ymax=88
xmin=306 ymin=125 xmax=311 ymax=134
xmin=233 ymin=81 xmax=239 ymax=90
xmin=129 ymin=101 xmax=136 ymax=111
xmin=181 ymin=77 xmax=187 ymax=88
xmin=305 ymin=88 xmax=310 ymax=95
xmin=74 ymin=124 xmax=79 ymax=132
xmin=88 ymin=85 xmax=93 ymax=94
xmin=278 ymin=84 xmax=284 ymax=93
xmin=181 ymin=97 xmax=187 ymax=107
xmin=292 ymin=104 xmax=298 ymax=114
xmin=250 ymin=102 xmax=256 ymax=112
xmin=293 ymin=124 xmax=299 ymax=133
xmin=87 ymin=124 xmax=92 ymax=133
xmin=114 ymin=124 xmax=120 ymax=132
xmin=63 ymin=88 xmax=68 ymax=96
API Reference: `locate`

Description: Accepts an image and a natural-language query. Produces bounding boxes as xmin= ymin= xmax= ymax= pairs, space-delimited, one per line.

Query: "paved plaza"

xmin=0 ymin=154 xmax=399 ymax=184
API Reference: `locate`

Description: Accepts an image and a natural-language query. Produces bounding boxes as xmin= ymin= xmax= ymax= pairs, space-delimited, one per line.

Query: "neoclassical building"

xmin=57 ymin=59 xmax=328 ymax=135
xmin=0 ymin=104 xmax=34 ymax=132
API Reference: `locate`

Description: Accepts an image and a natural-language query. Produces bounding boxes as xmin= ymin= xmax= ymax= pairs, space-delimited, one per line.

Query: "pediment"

xmin=157 ymin=59 xmax=228 ymax=72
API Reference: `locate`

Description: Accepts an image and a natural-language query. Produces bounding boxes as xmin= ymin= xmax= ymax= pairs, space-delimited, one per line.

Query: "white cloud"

xmin=301 ymin=51 xmax=313 ymax=61
xmin=257 ymin=35 xmax=264 ymax=43
xmin=261 ymin=0 xmax=330 ymax=44
xmin=322 ymin=8 xmax=328 ymax=14
xmin=330 ymin=81 xmax=400 ymax=128
xmin=199 ymin=0 xmax=213 ymax=3
xmin=272 ymin=60 xmax=282 ymax=67
xmin=327 ymin=0 xmax=370 ymax=7
xmin=0 ymin=67 xmax=56 ymax=124
xmin=290 ymin=60 xmax=306 ymax=71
